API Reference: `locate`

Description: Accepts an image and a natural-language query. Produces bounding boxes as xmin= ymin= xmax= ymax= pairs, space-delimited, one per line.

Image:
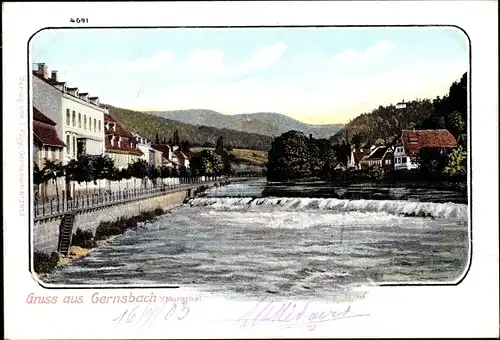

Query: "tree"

xmin=65 ymin=155 xmax=95 ymax=197
xmin=119 ymin=167 xmax=132 ymax=190
xmin=157 ymin=165 xmax=169 ymax=188
xmin=106 ymin=166 xmax=121 ymax=192
xmin=180 ymin=140 xmax=192 ymax=153
xmin=173 ymin=130 xmax=180 ymax=146
xmin=350 ymin=133 xmax=365 ymax=149
xmin=170 ymin=166 xmax=179 ymax=178
xmin=179 ymin=166 xmax=190 ymax=178
xmin=267 ymin=131 xmax=311 ymax=181
xmin=215 ymin=136 xmax=224 ymax=155
xmin=42 ymin=159 xmax=64 ymax=201
xmin=447 ymin=110 xmax=466 ymax=138
xmin=444 ymin=145 xmax=467 ymax=176
xmin=78 ymin=156 xmax=96 ymax=196
xmin=148 ymin=165 xmax=160 ymax=187
xmin=92 ymin=155 xmax=114 ymax=194
xmin=190 ymin=149 xmax=223 ymax=176
xmin=33 ymin=162 xmax=44 ymax=201
xmin=415 ymin=148 xmax=448 ymax=177
xmin=128 ymin=160 xmax=149 ymax=189
xmin=367 ymin=165 xmax=384 ymax=182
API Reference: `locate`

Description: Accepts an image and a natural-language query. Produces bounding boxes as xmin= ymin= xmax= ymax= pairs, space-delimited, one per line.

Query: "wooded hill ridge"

xmin=147 ymin=109 xmax=344 ymax=139
xmin=332 ymin=72 xmax=468 ymax=146
xmin=103 ymin=104 xmax=274 ymax=151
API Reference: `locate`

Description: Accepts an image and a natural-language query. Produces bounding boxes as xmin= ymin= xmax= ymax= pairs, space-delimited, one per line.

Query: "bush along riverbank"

xmin=34 ymin=208 xmax=166 ymax=277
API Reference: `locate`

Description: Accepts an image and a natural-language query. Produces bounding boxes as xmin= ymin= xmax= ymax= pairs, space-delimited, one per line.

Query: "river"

xmin=46 ymin=180 xmax=469 ymax=301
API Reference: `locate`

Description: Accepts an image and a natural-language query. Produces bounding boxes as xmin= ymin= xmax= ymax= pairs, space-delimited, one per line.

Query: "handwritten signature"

xmin=112 ymin=301 xmax=190 ymax=330
xmin=236 ymin=297 xmax=370 ymax=331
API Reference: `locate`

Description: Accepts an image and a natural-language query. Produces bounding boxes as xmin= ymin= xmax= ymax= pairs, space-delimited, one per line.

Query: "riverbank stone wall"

xmin=33 ymin=189 xmax=190 ymax=253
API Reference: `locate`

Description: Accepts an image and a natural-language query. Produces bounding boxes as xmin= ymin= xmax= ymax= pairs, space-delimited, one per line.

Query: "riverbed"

xmin=46 ymin=180 xmax=469 ymax=301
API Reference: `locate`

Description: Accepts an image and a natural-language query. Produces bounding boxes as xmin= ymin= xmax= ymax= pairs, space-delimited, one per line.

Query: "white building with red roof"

xmin=393 ymin=129 xmax=457 ymax=170
xmin=104 ymin=114 xmax=143 ymax=169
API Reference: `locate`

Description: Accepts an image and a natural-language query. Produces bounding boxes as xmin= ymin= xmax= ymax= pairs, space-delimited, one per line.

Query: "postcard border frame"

xmin=27 ymin=24 xmax=473 ymax=290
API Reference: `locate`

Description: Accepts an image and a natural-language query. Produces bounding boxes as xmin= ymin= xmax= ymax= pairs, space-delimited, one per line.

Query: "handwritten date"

xmin=113 ymin=301 xmax=190 ymax=330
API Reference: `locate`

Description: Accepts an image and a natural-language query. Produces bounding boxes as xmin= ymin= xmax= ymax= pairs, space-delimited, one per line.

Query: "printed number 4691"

xmin=70 ymin=18 xmax=88 ymax=23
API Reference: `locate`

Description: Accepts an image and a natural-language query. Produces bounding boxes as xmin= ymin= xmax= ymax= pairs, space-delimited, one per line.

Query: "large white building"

xmin=32 ymin=63 xmax=106 ymax=164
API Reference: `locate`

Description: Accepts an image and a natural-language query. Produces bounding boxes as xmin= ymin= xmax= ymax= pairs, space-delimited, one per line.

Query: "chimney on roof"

xmin=51 ymin=70 xmax=58 ymax=82
xmin=37 ymin=63 xmax=49 ymax=78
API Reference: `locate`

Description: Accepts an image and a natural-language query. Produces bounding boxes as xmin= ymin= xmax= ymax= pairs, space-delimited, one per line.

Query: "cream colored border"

xmin=3 ymin=1 xmax=499 ymax=338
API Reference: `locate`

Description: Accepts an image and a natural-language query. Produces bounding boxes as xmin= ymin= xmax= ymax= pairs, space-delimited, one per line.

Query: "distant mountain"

xmin=147 ymin=109 xmax=344 ymax=139
xmin=103 ymin=105 xmax=273 ymax=151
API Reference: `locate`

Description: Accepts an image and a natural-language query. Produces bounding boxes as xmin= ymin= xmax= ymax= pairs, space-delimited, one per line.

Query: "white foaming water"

xmin=46 ymin=181 xmax=469 ymax=300
xmin=187 ymin=197 xmax=468 ymax=220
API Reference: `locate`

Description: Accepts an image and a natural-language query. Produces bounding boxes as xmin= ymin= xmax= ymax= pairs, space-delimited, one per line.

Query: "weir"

xmin=186 ymin=196 xmax=468 ymax=220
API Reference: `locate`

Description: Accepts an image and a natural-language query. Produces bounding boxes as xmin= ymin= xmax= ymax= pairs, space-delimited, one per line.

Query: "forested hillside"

xmin=149 ymin=109 xmax=343 ymax=139
xmin=103 ymin=105 xmax=273 ymax=151
xmin=332 ymin=73 xmax=468 ymax=146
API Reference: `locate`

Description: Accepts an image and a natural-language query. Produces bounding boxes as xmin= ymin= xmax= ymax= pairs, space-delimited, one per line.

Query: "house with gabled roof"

xmin=393 ymin=129 xmax=457 ymax=170
xmin=33 ymin=107 xmax=66 ymax=168
xmin=359 ymin=146 xmax=393 ymax=170
xmin=104 ymin=114 xmax=143 ymax=169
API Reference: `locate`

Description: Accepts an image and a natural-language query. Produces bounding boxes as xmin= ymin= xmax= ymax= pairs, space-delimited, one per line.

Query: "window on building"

xmin=72 ymin=111 xmax=76 ymax=126
xmin=72 ymin=136 xmax=76 ymax=156
xmin=84 ymin=115 xmax=87 ymax=130
xmin=94 ymin=118 xmax=97 ymax=132
xmin=66 ymin=135 xmax=70 ymax=154
xmin=98 ymin=120 xmax=101 ymax=132
xmin=78 ymin=113 xmax=81 ymax=128
xmin=66 ymin=109 xmax=70 ymax=125
xmin=402 ymin=157 xmax=407 ymax=163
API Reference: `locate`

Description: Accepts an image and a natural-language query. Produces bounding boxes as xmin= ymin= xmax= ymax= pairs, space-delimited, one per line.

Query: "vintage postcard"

xmin=3 ymin=1 xmax=499 ymax=339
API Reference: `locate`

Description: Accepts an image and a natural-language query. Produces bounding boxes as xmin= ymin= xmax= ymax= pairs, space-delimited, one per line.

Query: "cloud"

xmin=238 ymin=42 xmax=288 ymax=74
xmin=109 ymin=42 xmax=287 ymax=78
xmin=112 ymin=50 xmax=176 ymax=72
xmin=331 ymin=40 xmax=395 ymax=66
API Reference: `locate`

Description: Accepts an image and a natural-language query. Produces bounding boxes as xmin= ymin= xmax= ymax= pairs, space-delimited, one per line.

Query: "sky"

xmin=31 ymin=27 xmax=469 ymax=124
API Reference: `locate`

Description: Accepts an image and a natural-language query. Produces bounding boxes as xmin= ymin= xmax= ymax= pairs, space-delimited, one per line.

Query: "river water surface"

xmin=47 ymin=180 xmax=469 ymax=301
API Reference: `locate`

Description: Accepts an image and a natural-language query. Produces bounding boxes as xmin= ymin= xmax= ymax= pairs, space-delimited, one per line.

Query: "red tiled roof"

xmin=106 ymin=145 xmax=143 ymax=155
xmin=33 ymin=121 xmax=66 ymax=147
xmin=33 ymin=107 xmax=56 ymax=125
xmin=104 ymin=114 xmax=134 ymax=138
xmin=402 ymin=129 xmax=457 ymax=156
